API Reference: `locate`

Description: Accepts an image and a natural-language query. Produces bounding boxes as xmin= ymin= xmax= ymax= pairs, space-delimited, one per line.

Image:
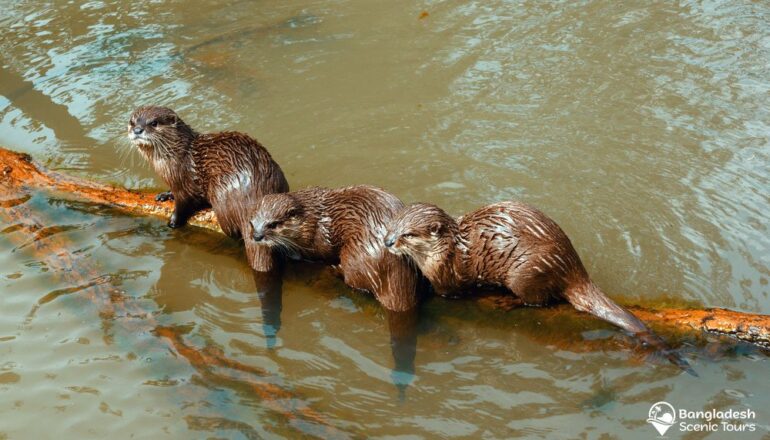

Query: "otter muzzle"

xmin=251 ymin=222 xmax=266 ymax=242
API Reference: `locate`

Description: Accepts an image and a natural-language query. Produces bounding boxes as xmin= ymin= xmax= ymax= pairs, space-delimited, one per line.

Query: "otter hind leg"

xmin=210 ymin=195 xmax=247 ymax=238
xmin=504 ymin=273 xmax=555 ymax=307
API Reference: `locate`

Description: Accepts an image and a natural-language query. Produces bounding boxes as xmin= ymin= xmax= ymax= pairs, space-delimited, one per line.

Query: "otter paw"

xmin=167 ymin=213 xmax=183 ymax=229
xmin=156 ymin=191 xmax=174 ymax=202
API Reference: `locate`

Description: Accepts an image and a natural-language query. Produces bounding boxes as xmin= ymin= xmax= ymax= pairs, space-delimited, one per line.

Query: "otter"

xmin=384 ymin=202 xmax=692 ymax=371
xmin=249 ymin=185 xmax=423 ymax=311
xmin=126 ymin=105 xmax=289 ymax=271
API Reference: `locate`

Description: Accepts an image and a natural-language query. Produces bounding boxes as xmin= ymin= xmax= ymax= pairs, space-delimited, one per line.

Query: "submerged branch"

xmin=2 ymin=145 xmax=769 ymax=348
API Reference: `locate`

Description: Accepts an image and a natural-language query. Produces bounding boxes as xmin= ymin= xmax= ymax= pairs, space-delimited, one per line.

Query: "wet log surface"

xmin=1 ymin=145 xmax=769 ymax=350
xmin=0 ymin=146 xmax=221 ymax=231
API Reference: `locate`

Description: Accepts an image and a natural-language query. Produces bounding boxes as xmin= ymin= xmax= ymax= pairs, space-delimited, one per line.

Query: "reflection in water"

xmin=386 ymin=308 xmax=419 ymax=399
xmin=149 ymin=230 xmax=421 ymax=395
xmin=255 ymin=261 xmax=422 ymax=396
xmin=252 ymin=268 xmax=284 ymax=350
xmin=0 ymin=192 xmax=353 ymax=438
xmin=155 ymin=325 xmax=351 ymax=440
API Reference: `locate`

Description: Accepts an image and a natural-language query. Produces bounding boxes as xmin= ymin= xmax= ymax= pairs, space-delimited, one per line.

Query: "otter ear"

xmin=429 ymin=221 xmax=442 ymax=236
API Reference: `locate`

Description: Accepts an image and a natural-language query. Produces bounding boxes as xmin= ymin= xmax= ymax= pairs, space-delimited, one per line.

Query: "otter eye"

xmin=149 ymin=120 xmax=158 ymax=128
xmin=266 ymin=221 xmax=280 ymax=229
xmin=129 ymin=120 xmax=135 ymax=127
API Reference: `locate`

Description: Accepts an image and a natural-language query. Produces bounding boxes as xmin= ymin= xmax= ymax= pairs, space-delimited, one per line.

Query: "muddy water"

xmin=1 ymin=1 xmax=769 ymax=438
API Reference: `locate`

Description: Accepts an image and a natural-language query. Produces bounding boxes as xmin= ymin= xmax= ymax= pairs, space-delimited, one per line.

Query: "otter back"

xmin=195 ymin=132 xmax=289 ymax=238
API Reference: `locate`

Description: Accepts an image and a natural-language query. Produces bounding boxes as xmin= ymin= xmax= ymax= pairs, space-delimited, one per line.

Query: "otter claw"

xmin=156 ymin=191 xmax=174 ymax=202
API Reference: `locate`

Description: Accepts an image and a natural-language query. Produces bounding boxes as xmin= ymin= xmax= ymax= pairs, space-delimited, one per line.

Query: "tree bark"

xmin=1 ymin=145 xmax=768 ymax=349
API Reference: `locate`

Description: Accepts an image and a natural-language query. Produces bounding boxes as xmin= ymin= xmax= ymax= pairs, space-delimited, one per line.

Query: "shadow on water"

xmin=0 ymin=65 xmax=94 ymax=150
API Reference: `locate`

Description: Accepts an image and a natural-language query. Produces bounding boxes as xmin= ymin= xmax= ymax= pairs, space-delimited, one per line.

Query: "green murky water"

xmin=1 ymin=1 xmax=768 ymax=438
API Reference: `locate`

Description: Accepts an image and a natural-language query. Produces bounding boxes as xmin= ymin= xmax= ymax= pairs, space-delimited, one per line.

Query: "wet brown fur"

xmin=127 ymin=105 xmax=289 ymax=271
xmin=385 ymin=202 xmax=691 ymax=369
xmin=250 ymin=186 xmax=423 ymax=311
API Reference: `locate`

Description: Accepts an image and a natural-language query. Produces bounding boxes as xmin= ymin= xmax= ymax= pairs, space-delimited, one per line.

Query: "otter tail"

xmin=564 ymin=281 xmax=696 ymax=376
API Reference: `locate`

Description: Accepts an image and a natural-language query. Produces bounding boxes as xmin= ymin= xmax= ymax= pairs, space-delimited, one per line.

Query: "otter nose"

xmin=252 ymin=224 xmax=265 ymax=242
xmin=132 ymin=126 xmax=144 ymax=135
xmin=384 ymin=235 xmax=396 ymax=248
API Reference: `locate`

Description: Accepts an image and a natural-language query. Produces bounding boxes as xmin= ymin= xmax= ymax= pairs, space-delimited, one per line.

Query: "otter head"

xmin=127 ymin=106 xmax=195 ymax=159
xmin=384 ymin=203 xmax=457 ymax=268
xmin=250 ymin=193 xmax=309 ymax=259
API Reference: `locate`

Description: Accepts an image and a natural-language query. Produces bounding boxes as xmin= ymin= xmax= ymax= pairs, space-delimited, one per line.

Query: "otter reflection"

xmin=251 ymin=269 xmax=283 ymax=349
xmin=148 ymin=231 xmax=283 ymax=348
xmin=386 ymin=308 xmax=419 ymax=399
xmin=150 ymin=232 xmax=421 ymax=395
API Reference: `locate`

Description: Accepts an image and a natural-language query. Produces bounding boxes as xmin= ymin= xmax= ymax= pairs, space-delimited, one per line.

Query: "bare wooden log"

xmin=0 ymin=145 xmax=221 ymax=231
xmin=630 ymin=307 xmax=769 ymax=348
xmin=2 ymin=145 xmax=769 ymax=348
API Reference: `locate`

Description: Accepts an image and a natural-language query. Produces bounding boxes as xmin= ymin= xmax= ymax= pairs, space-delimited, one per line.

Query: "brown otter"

xmin=126 ymin=105 xmax=289 ymax=271
xmin=384 ymin=202 xmax=692 ymax=371
xmin=249 ymin=185 xmax=423 ymax=311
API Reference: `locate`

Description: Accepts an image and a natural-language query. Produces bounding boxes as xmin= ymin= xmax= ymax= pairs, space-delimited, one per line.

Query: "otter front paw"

xmin=156 ymin=191 xmax=174 ymax=202
xmin=167 ymin=199 xmax=197 ymax=229
xmin=168 ymin=213 xmax=184 ymax=228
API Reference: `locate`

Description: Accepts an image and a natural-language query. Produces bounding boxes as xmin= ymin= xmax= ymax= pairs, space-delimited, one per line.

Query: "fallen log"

xmin=1 ymin=145 xmax=769 ymax=349
xmin=0 ymin=146 xmax=221 ymax=231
